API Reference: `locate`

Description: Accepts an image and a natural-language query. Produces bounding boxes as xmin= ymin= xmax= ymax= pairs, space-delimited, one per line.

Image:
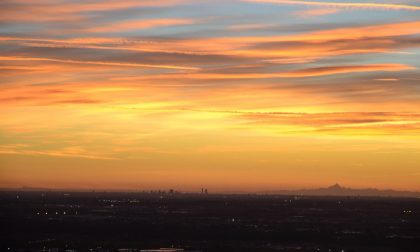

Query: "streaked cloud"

xmin=0 ymin=56 xmax=200 ymax=70
xmin=0 ymin=145 xmax=117 ymax=160
xmin=244 ymin=0 xmax=420 ymax=11
xmin=115 ymin=64 xmax=414 ymax=80
xmin=87 ymin=18 xmax=195 ymax=33
xmin=293 ymin=8 xmax=340 ymax=18
xmin=0 ymin=0 xmax=195 ymax=30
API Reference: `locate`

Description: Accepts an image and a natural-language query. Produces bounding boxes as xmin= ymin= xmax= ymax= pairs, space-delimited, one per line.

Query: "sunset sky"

xmin=1 ymin=0 xmax=420 ymax=192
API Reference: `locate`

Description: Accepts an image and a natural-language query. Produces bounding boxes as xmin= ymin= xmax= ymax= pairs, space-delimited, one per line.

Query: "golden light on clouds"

xmin=1 ymin=0 xmax=420 ymax=192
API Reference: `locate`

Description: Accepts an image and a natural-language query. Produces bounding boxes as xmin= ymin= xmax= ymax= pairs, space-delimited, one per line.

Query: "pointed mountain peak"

xmin=328 ymin=183 xmax=343 ymax=190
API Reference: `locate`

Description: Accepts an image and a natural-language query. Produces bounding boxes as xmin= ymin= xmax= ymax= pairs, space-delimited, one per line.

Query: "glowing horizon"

xmin=1 ymin=0 xmax=420 ymax=192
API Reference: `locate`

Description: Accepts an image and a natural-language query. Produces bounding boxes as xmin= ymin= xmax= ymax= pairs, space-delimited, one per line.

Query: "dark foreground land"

xmin=1 ymin=191 xmax=420 ymax=252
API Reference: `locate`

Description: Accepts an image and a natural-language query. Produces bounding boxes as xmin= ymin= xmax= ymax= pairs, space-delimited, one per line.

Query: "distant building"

xmin=141 ymin=249 xmax=185 ymax=252
xmin=200 ymin=188 xmax=208 ymax=194
xmin=140 ymin=249 xmax=201 ymax=252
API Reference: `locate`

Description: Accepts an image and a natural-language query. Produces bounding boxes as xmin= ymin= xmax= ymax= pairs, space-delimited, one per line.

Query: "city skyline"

xmin=1 ymin=0 xmax=420 ymax=191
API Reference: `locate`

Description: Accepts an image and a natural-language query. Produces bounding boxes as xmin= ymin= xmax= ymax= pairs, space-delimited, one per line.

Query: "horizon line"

xmin=2 ymin=184 xmax=419 ymax=195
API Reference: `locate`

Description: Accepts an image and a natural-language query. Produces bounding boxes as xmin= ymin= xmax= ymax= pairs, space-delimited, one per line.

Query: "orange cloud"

xmin=0 ymin=56 xmax=199 ymax=70
xmin=0 ymin=0 xmax=193 ymax=24
xmin=236 ymin=111 xmax=420 ymax=136
xmin=293 ymin=8 xmax=340 ymax=18
xmin=0 ymin=145 xmax=117 ymax=160
xmin=116 ymin=64 xmax=415 ymax=80
xmin=54 ymin=0 xmax=192 ymax=12
xmin=286 ymin=64 xmax=415 ymax=77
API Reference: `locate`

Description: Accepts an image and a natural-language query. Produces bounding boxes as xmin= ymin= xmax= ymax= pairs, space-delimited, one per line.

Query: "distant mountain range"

xmin=263 ymin=183 xmax=420 ymax=197
xmin=1 ymin=184 xmax=419 ymax=198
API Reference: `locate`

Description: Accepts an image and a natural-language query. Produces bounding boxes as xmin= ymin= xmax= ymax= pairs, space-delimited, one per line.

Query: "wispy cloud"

xmin=115 ymin=64 xmax=415 ymax=80
xmin=0 ymin=0 xmax=193 ymax=23
xmin=0 ymin=145 xmax=117 ymax=160
xmin=87 ymin=18 xmax=195 ymax=33
xmin=293 ymin=8 xmax=340 ymax=18
xmin=244 ymin=0 xmax=420 ymax=11
xmin=0 ymin=56 xmax=199 ymax=70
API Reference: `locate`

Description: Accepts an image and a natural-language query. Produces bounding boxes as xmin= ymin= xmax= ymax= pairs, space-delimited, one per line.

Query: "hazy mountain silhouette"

xmin=0 ymin=186 xmax=51 ymax=191
xmin=264 ymin=183 xmax=420 ymax=197
xmin=1 ymin=184 xmax=419 ymax=197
